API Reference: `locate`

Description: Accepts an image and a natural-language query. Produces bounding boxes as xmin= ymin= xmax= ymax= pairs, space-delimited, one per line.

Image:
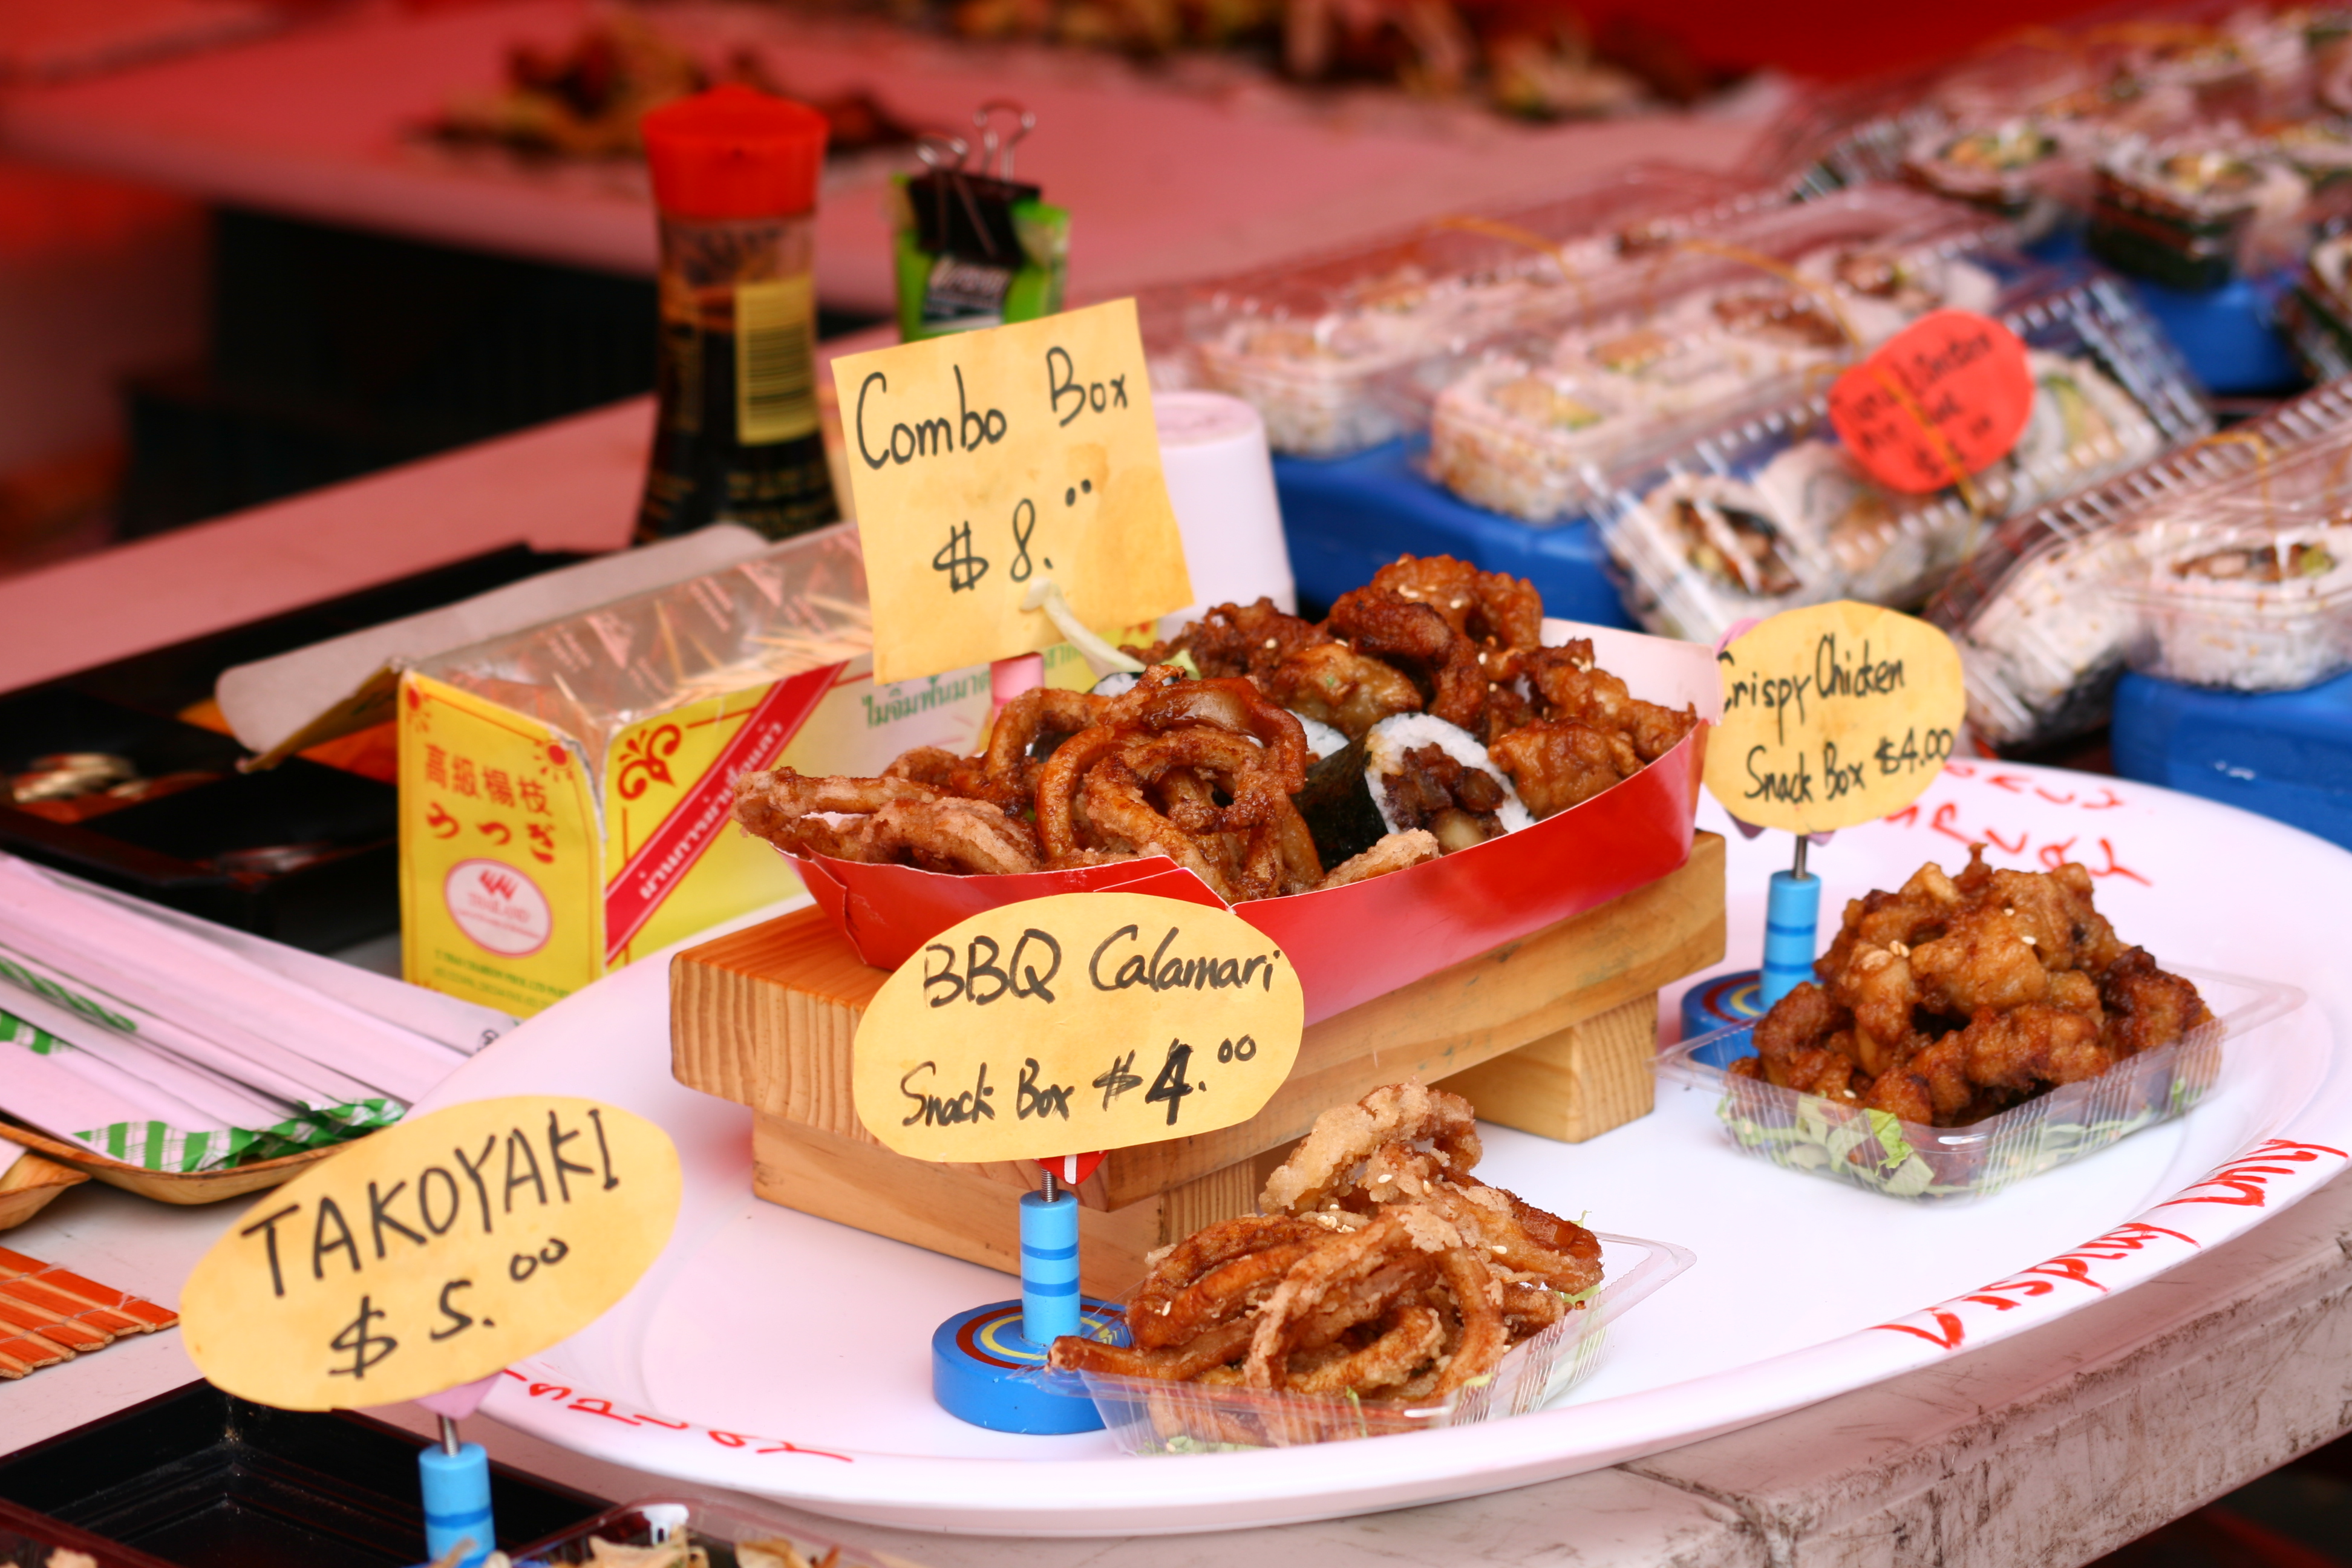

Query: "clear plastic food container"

xmin=2088 ymin=140 xmax=2305 ymax=289
xmin=505 ymin=1497 xmax=892 ymax=1567
xmin=1927 ymin=379 xmax=2352 ymax=748
xmin=1656 ymin=966 xmax=2305 ymax=1201
xmin=1169 ymin=165 xmax=1767 ymax=457
xmin=1061 ymin=1230 xmax=1693 ymax=1452
xmin=1423 ymin=189 xmax=2011 ymax=525
xmin=1587 ymin=268 xmax=2206 ymax=644
xmin=2115 ymin=508 xmax=2352 ymax=690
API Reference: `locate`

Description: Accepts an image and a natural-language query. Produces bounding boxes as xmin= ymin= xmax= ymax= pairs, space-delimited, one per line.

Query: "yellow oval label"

xmin=854 ymin=892 xmax=1303 ymax=1162
xmin=180 ymin=1097 xmax=679 ymax=1411
xmin=1704 ymin=600 xmax=1967 ymax=835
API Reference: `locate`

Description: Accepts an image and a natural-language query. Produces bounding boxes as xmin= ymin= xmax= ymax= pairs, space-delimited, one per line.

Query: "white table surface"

xmin=7 ymin=1131 xmax=2351 ymax=1566
xmin=0 ymin=0 xmax=1774 ymax=314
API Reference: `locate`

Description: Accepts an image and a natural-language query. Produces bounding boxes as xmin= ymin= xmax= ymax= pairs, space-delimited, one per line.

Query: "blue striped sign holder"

xmin=932 ymin=1180 xmax=1117 ymax=1433
xmin=1679 ymin=836 xmax=1821 ymax=1037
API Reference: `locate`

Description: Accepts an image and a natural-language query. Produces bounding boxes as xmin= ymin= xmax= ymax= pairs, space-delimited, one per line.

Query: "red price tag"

xmin=1827 ymin=309 xmax=2033 ymax=496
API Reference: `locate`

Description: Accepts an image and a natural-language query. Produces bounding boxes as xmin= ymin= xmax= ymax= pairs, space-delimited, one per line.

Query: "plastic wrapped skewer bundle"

xmin=1926 ymin=379 xmax=2352 ymax=750
xmin=1586 ymin=267 xmax=2207 ymax=644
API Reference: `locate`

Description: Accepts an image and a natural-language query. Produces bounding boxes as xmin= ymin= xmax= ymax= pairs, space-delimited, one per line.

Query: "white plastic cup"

xmin=1152 ymin=390 xmax=1296 ymax=637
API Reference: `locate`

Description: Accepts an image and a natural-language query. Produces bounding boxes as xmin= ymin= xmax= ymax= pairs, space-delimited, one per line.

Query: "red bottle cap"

xmin=642 ymin=85 xmax=829 ymax=220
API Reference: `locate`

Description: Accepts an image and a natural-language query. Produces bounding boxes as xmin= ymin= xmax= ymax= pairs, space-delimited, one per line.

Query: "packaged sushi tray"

xmin=1167 ymin=164 xmax=1769 ymax=457
xmin=1420 ymin=185 xmax=2011 ymax=526
xmin=1759 ymin=10 xmax=2352 ymax=288
xmin=1584 ymin=266 xmax=2209 ymax=645
xmin=1927 ymin=377 xmax=2352 ymax=749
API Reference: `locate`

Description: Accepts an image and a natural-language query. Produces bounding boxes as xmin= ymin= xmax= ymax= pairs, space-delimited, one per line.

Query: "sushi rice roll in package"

xmin=1423 ymin=185 xmax=2011 ymax=526
xmin=1169 ymin=165 xmax=1766 ymax=457
xmin=1587 ymin=264 xmax=2210 ymax=645
xmin=2112 ymin=498 xmax=2352 ymax=691
xmin=1927 ymin=379 xmax=2352 ymax=749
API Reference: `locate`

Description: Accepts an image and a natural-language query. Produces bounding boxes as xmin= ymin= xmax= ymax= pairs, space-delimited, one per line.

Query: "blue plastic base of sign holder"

xmin=932 ymin=1298 xmax=1123 ymax=1434
xmin=1681 ymin=970 xmax=1770 ymax=1040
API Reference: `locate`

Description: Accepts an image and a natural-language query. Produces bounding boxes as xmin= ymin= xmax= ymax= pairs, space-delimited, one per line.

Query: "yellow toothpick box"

xmin=396 ymin=524 xmax=1104 ymax=1016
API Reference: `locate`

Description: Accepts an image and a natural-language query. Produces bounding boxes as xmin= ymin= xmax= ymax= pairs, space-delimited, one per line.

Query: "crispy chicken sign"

xmin=1705 ymin=601 xmax=1967 ymax=835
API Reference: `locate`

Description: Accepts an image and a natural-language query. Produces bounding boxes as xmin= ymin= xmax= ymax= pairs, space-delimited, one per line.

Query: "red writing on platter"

xmin=1828 ymin=309 xmax=2034 ymax=495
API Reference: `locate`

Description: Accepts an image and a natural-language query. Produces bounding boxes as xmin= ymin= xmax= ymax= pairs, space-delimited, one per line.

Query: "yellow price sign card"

xmin=1705 ymin=600 xmax=1967 ymax=835
xmin=831 ymin=299 xmax=1195 ymax=683
xmin=180 ymin=1097 xmax=680 ymax=1411
xmin=854 ymin=892 xmax=1302 ymax=1163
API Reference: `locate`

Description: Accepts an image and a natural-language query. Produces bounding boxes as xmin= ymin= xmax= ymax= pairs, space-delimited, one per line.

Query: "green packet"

xmin=886 ymin=171 xmax=1069 ymax=341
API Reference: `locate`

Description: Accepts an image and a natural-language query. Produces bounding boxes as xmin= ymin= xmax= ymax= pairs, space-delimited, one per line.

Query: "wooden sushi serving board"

xmin=671 ymin=833 xmax=1723 ymax=1293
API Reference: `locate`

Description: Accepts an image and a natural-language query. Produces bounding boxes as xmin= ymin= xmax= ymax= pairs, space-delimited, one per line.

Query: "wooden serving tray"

xmin=671 ymin=835 xmax=1723 ymax=1289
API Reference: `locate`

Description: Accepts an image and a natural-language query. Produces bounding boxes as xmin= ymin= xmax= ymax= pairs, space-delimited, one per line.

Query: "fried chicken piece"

xmin=1319 ymin=829 xmax=1442 ymax=889
xmin=1958 ymin=1003 xmax=2112 ymax=1091
xmin=1267 ymin=641 xmax=1423 ymax=738
xmin=1328 ymin=586 xmax=1489 ymax=735
xmin=1825 ymin=942 xmax=1921 ymax=1077
xmin=1368 ymin=555 xmax=1544 ymax=656
xmin=1489 ymin=719 xmax=1633 ymax=818
xmin=1521 ymin=640 xmax=1699 ymax=763
xmin=1743 ymin=845 xmax=2207 ymax=1129
xmin=2100 ymin=947 xmax=2212 ymax=1059
xmin=1124 ymin=598 xmax=1328 ymax=682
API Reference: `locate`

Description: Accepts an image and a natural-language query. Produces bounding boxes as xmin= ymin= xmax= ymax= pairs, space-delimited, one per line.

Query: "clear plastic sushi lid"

xmin=1926 ymin=378 xmax=2352 ymax=750
xmin=1584 ymin=263 xmax=2209 ymax=646
xmin=1417 ymin=186 xmax=2016 ymax=529
xmin=2109 ymin=473 xmax=2352 ymax=694
xmin=1154 ymin=163 xmax=1769 ymax=458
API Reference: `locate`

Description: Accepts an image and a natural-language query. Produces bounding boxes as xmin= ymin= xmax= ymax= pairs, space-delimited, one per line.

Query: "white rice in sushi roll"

xmin=2124 ymin=522 xmax=2352 ymax=690
xmin=1364 ymin=713 xmax=1534 ymax=844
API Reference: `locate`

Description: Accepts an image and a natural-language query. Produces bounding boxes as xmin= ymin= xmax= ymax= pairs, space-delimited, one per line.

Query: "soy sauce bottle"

xmin=638 ymin=86 xmax=838 ymax=543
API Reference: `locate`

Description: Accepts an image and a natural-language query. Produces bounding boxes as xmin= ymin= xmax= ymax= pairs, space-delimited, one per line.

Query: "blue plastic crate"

xmin=2111 ymin=667 xmax=2352 ymax=849
xmin=1273 ymin=439 xmax=1633 ymax=627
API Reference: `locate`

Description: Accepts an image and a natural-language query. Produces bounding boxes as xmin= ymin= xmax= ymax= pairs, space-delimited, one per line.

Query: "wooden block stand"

xmin=673 ymin=833 xmax=1723 ymax=1296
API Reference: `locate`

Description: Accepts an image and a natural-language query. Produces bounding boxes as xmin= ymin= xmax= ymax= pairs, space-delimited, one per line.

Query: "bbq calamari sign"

xmin=852 ymin=890 xmax=1303 ymax=1162
xmin=1705 ymin=600 xmax=1967 ymax=835
xmin=180 ymin=1097 xmax=679 ymax=1410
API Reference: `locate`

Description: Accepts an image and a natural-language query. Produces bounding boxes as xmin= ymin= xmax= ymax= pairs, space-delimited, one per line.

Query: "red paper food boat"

xmin=776 ymin=621 xmax=1720 ymax=1024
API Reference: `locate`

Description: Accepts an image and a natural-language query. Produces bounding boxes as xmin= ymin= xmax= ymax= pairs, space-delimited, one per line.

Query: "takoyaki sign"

xmin=1706 ymin=601 xmax=1966 ymax=835
xmin=854 ymin=891 xmax=1303 ymax=1162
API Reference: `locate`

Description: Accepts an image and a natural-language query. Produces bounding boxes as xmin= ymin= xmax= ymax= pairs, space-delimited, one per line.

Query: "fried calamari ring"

xmin=1048 ymin=1316 xmax=1256 ymax=1381
xmin=731 ymin=768 xmax=942 ymax=858
xmin=863 ymin=799 xmax=1040 ymax=875
xmin=1328 ymin=588 xmax=1489 ymax=735
xmin=1081 ymin=757 xmax=1242 ymax=900
xmin=1244 ymin=1210 xmax=1423 ymax=1390
xmin=1128 ymin=1215 xmax=1334 ymax=1348
xmin=1260 ymin=1081 xmax=1484 ymax=1215
xmin=1111 ymin=671 xmax=1312 ymax=795
xmin=1130 ymin=1241 xmax=1322 ymax=1353
xmin=982 ymin=687 xmax=1109 ymax=789
xmin=1429 ymin=1246 xmax=1509 ymax=1396
xmin=1289 ymin=1302 xmax=1446 ymax=1396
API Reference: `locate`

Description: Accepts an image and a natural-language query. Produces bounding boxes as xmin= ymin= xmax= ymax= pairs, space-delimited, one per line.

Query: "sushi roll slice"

xmin=1363 ymin=713 xmax=1533 ymax=854
xmin=2001 ymin=351 xmax=2163 ymax=513
xmin=1609 ymin=471 xmax=1831 ymax=642
xmin=2123 ymin=523 xmax=2352 ymax=690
